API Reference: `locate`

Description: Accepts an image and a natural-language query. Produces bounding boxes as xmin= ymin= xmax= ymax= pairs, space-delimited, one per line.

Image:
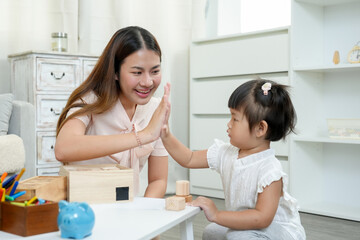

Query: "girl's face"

xmin=227 ymin=108 xmax=258 ymax=150
xmin=118 ymin=48 xmax=161 ymax=107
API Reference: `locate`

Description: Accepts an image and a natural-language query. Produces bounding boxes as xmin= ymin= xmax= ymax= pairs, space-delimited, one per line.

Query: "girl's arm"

xmin=191 ymin=179 xmax=282 ymax=229
xmin=144 ymin=155 xmax=168 ymax=198
xmin=161 ymin=132 xmax=208 ymax=168
xmin=146 ymin=83 xmax=208 ymax=169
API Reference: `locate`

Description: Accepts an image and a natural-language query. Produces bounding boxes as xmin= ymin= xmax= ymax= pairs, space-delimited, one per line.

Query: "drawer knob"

xmin=51 ymin=72 xmax=65 ymax=80
xmin=50 ymin=108 xmax=62 ymax=115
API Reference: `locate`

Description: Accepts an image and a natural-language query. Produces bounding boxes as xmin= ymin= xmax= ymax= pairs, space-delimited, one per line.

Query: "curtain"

xmin=77 ymin=0 xmax=204 ymax=195
xmin=0 ymin=0 xmax=208 ymax=195
xmin=0 ymin=0 xmax=78 ymax=92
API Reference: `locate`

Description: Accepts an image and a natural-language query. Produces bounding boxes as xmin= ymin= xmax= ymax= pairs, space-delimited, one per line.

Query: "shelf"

xmin=192 ymin=26 xmax=289 ymax=44
xmin=293 ymin=64 xmax=360 ymax=73
xmin=293 ymin=136 xmax=360 ymax=145
xmin=300 ymin=202 xmax=360 ymax=221
xmin=296 ymin=0 xmax=360 ymax=6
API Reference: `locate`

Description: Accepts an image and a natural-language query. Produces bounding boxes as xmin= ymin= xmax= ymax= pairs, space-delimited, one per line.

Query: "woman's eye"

xmin=132 ymin=72 xmax=141 ymax=75
xmin=152 ymin=70 xmax=160 ymax=75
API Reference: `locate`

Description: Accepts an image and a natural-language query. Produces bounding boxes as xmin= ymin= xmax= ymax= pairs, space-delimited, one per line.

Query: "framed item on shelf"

xmin=347 ymin=42 xmax=360 ymax=63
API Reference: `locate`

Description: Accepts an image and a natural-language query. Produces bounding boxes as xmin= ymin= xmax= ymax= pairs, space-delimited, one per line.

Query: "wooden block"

xmin=177 ymin=194 xmax=193 ymax=203
xmin=165 ymin=196 xmax=185 ymax=211
xmin=176 ymin=180 xmax=190 ymax=196
xmin=15 ymin=176 xmax=67 ymax=202
xmin=59 ymin=164 xmax=134 ymax=204
xmin=0 ymin=201 xmax=58 ymax=236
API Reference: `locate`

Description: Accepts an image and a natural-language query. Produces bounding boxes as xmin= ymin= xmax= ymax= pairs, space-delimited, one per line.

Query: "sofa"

xmin=0 ymin=93 xmax=36 ymax=180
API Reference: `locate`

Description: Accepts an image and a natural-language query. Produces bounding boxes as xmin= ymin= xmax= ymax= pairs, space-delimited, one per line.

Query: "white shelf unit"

xmin=9 ymin=51 xmax=98 ymax=176
xmin=290 ymin=0 xmax=360 ymax=221
xmin=189 ymin=28 xmax=290 ymax=198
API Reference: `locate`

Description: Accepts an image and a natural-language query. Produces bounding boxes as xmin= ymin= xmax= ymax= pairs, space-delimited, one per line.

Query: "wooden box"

xmin=59 ymin=164 xmax=134 ymax=204
xmin=15 ymin=176 xmax=67 ymax=202
xmin=0 ymin=201 xmax=58 ymax=236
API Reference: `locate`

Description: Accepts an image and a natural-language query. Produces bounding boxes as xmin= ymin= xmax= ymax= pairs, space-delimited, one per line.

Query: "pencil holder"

xmin=0 ymin=201 xmax=58 ymax=236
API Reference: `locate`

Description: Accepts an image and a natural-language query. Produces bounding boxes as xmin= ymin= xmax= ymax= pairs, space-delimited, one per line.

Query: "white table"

xmin=0 ymin=197 xmax=201 ymax=240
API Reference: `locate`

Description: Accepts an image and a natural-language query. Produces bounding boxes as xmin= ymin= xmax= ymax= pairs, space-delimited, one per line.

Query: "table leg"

xmin=180 ymin=217 xmax=195 ymax=240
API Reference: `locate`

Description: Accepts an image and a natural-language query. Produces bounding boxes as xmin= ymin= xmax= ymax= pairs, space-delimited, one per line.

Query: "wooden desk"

xmin=0 ymin=197 xmax=201 ymax=240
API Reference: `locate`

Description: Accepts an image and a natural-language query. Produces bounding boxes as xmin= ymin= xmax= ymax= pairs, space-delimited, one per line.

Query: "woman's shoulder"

xmin=76 ymin=91 xmax=98 ymax=104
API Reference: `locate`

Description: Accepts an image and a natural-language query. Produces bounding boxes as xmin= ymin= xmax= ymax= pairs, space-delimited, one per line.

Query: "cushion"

xmin=0 ymin=93 xmax=14 ymax=135
xmin=0 ymin=134 xmax=25 ymax=174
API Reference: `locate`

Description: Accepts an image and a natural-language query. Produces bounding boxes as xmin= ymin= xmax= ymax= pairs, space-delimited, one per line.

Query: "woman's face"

xmin=118 ymin=48 xmax=161 ymax=107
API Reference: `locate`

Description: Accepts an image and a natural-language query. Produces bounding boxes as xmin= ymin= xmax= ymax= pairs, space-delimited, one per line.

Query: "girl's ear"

xmin=115 ymin=73 xmax=119 ymax=81
xmin=256 ymin=120 xmax=268 ymax=138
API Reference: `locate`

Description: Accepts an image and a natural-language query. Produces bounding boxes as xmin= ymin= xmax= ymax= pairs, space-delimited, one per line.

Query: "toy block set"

xmin=165 ymin=180 xmax=193 ymax=211
xmin=15 ymin=176 xmax=67 ymax=202
xmin=0 ymin=164 xmax=134 ymax=236
xmin=59 ymin=164 xmax=134 ymax=204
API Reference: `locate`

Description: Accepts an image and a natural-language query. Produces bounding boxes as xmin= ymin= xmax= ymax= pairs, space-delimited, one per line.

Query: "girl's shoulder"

xmin=209 ymin=139 xmax=238 ymax=157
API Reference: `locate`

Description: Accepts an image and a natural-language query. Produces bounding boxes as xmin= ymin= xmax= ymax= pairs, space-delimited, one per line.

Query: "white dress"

xmin=207 ymin=139 xmax=306 ymax=240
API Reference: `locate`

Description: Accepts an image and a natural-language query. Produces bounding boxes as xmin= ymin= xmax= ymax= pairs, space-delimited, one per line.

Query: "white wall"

xmin=0 ymin=0 xmax=78 ymax=93
xmin=0 ymin=0 xmax=208 ymax=194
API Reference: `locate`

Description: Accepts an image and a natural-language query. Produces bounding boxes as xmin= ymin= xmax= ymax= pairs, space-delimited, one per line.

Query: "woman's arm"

xmin=143 ymin=155 xmax=168 ymax=198
xmin=55 ymin=84 xmax=171 ymax=163
xmin=55 ymin=118 xmax=144 ymax=162
xmin=191 ymin=179 xmax=282 ymax=230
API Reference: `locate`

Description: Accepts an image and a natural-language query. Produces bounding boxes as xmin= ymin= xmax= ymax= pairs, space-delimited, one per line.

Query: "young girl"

xmin=55 ymin=26 xmax=170 ymax=198
xmin=153 ymin=79 xmax=306 ymax=239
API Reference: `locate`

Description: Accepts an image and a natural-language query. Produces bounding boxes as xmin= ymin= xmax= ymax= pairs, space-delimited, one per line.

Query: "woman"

xmin=55 ymin=26 xmax=169 ymax=198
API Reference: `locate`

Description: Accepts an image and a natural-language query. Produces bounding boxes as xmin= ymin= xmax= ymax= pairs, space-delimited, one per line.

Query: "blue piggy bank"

xmin=57 ymin=200 xmax=95 ymax=239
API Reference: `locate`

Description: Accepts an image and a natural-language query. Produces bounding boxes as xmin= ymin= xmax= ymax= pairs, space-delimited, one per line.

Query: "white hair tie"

xmin=261 ymin=82 xmax=272 ymax=95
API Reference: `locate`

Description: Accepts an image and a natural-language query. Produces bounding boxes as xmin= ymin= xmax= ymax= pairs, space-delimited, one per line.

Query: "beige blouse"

xmin=66 ymin=92 xmax=168 ymax=195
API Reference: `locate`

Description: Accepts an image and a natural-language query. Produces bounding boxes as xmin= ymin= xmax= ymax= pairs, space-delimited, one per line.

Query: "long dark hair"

xmin=228 ymin=79 xmax=296 ymax=141
xmin=56 ymin=26 xmax=162 ymax=136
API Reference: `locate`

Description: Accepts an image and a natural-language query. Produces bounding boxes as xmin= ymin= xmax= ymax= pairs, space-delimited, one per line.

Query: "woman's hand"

xmin=189 ymin=196 xmax=219 ymax=222
xmin=142 ymin=83 xmax=171 ymax=143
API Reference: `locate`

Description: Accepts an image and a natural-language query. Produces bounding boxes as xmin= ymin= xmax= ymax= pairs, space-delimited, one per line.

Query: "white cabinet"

xmin=9 ymin=51 xmax=98 ymax=176
xmin=290 ymin=0 xmax=360 ymax=221
xmin=189 ymin=28 xmax=290 ymax=198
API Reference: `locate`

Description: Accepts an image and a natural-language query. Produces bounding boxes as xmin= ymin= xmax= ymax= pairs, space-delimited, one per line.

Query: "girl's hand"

xmin=143 ymin=83 xmax=171 ymax=142
xmin=189 ymin=196 xmax=218 ymax=222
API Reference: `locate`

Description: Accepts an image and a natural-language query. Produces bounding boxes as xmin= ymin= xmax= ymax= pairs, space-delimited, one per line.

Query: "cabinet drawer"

xmin=37 ymin=131 xmax=61 ymax=166
xmin=37 ymin=167 xmax=60 ymax=176
xmin=82 ymin=59 xmax=97 ymax=82
xmin=37 ymin=58 xmax=80 ymax=91
xmin=36 ymin=94 xmax=69 ymax=128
